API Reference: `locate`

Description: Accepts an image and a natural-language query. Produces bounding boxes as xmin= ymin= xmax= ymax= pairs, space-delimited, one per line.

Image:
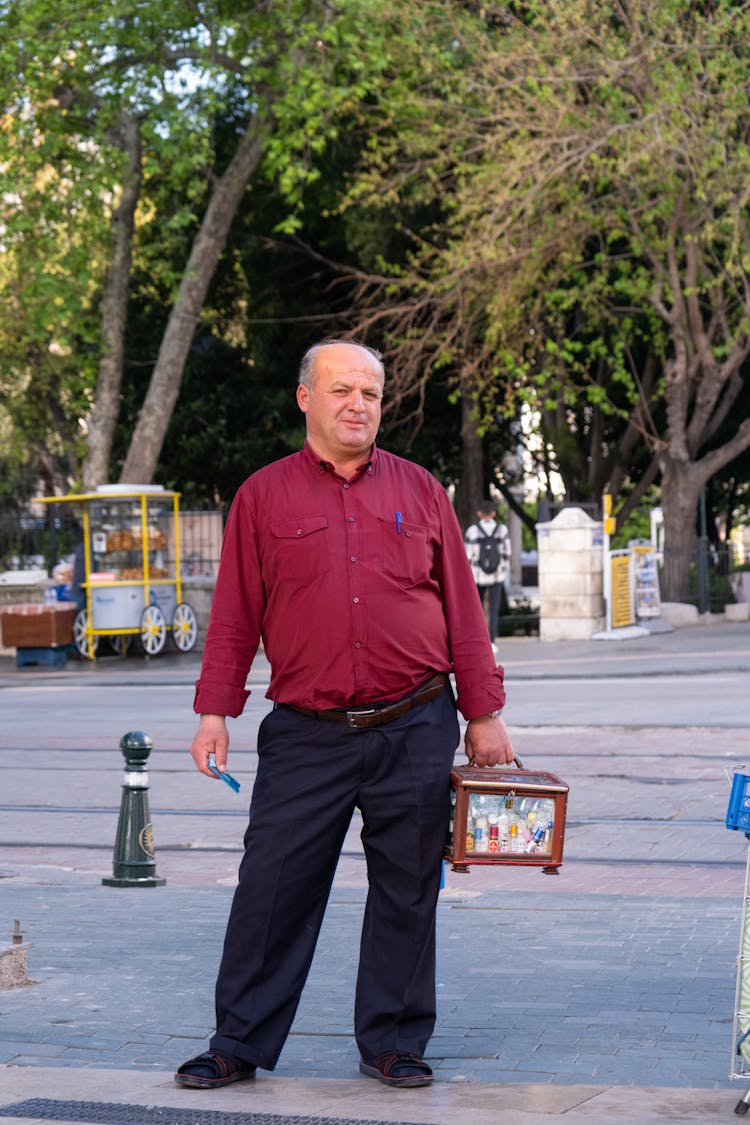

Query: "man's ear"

xmin=296 ymin=383 xmax=310 ymax=413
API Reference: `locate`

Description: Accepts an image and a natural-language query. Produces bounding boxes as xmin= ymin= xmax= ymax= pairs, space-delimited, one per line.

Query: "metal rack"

xmin=727 ymin=769 xmax=750 ymax=1115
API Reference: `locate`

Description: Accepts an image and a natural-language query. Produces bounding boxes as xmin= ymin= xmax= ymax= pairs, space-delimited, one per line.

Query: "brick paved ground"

xmin=1 ymin=623 xmax=749 ymax=1123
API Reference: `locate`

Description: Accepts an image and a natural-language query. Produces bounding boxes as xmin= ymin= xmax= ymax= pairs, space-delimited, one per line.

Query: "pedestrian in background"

xmin=175 ymin=339 xmax=514 ymax=1095
xmin=464 ymin=499 xmax=512 ymax=645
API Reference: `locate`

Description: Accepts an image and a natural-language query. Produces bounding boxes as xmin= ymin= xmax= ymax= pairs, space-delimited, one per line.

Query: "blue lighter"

xmin=207 ymin=754 xmax=241 ymax=794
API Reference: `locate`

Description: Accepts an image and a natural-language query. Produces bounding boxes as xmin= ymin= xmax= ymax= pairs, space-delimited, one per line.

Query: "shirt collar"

xmin=302 ymin=439 xmax=377 ymax=478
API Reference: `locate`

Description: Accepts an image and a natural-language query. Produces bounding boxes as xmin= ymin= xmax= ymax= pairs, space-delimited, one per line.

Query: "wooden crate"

xmin=0 ymin=603 xmax=78 ymax=648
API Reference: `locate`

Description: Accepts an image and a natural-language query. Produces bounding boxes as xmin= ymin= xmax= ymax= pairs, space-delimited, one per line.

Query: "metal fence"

xmin=0 ymin=509 xmax=56 ymax=572
xmin=177 ymin=511 xmax=225 ymax=578
xmin=0 ymin=506 xmax=226 ymax=577
xmin=663 ymin=538 xmax=743 ymax=614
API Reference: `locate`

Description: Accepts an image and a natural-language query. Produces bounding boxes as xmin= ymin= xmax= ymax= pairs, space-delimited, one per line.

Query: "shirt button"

xmin=350 ymin=556 xmax=357 ymax=563
xmin=353 ymin=596 xmax=360 ymax=604
xmin=348 ymin=516 xmax=355 ymax=523
xmin=343 ymin=483 xmax=350 ymax=489
xmin=296 ymin=528 xmax=303 ymax=535
xmin=355 ymin=642 xmax=362 ymax=649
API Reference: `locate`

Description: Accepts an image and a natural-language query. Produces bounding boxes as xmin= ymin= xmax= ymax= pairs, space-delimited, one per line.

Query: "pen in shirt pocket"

xmin=395 ymin=511 xmax=403 ymax=535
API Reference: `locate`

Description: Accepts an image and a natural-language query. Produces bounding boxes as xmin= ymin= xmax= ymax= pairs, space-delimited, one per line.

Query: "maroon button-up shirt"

xmin=194 ymin=442 xmax=505 ymax=720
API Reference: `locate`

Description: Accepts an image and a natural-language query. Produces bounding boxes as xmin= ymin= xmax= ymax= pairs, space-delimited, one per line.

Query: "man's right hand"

xmin=190 ymin=713 xmax=229 ymax=776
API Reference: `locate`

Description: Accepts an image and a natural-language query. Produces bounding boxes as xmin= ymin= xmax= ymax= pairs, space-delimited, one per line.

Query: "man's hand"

xmin=464 ymin=714 xmax=514 ymax=767
xmin=190 ymin=713 xmax=229 ymax=776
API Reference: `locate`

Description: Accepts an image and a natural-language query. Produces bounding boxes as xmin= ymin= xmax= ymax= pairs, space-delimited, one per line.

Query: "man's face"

xmin=296 ymin=344 xmax=384 ymax=464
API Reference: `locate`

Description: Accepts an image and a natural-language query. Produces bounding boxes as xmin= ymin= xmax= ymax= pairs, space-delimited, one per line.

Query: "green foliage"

xmin=4 ymin=0 xmax=750 ymax=522
xmin=0 ymin=0 xmax=414 ymax=491
xmin=611 ymin=501 xmax=658 ymax=550
xmin=341 ymin=0 xmax=750 ymax=555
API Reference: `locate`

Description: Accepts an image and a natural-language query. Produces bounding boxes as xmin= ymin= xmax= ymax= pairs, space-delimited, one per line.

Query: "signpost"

xmin=600 ymin=491 xmax=642 ymax=635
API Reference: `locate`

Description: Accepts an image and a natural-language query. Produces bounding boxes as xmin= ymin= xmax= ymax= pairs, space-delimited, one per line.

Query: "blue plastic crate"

xmin=15 ymin=646 xmax=69 ymax=668
xmin=726 ymin=769 xmax=750 ymax=831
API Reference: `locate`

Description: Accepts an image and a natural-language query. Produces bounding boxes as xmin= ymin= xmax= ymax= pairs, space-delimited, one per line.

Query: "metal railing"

xmin=659 ymin=539 xmax=742 ymax=613
xmin=0 ymin=506 xmax=226 ymax=578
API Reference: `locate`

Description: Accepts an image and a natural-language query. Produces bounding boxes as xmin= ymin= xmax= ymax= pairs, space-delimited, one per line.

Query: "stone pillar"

xmin=537 ymin=507 xmax=605 ymax=641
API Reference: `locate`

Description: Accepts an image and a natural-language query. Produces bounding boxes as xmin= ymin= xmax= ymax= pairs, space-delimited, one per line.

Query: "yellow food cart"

xmin=40 ymin=485 xmax=198 ymax=658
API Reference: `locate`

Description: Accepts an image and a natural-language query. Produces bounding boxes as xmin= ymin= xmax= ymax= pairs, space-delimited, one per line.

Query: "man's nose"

xmin=348 ymin=390 xmax=365 ymax=410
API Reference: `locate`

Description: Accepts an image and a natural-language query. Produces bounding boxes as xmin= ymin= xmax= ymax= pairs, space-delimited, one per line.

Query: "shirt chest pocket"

xmin=269 ymin=515 xmax=330 ymax=581
xmin=379 ymin=515 xmax=432 ymax=588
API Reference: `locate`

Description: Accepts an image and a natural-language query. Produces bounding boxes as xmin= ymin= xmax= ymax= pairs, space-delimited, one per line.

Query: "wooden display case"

xmin=446 ymin=761 xmax=569 ymax=874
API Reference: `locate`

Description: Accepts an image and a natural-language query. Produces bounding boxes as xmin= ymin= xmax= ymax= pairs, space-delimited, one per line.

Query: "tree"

xmin=0 ymin=26 xmax=109 ymax=494
xmin=0 ymin=0 xmax=404 ymax=488
xmin=556 ymin=0 xmax=750 ymax=599
xmin=344 ymin=0 xmax=750 ymax=600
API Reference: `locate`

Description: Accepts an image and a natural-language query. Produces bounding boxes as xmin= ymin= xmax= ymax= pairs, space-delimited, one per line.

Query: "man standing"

xmin=175 ymin=340 xmax=514 ymax=1093
xmin=464 ymin=500 xmax=512 ymax=644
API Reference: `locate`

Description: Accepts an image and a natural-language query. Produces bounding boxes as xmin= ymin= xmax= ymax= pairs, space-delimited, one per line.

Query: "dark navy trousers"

xmin=210 ymin=685 xmax=460 ymax=1070
xmin=476 ymin=581 xmax=503 ymax=641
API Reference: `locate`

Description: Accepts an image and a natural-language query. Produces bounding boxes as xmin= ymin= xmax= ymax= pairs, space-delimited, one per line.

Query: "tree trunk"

xmin=119 ymin=117 xmax=269 ymax=484
xmin=659 ymin=457 xmax=703 ymax=603
xmin=455 ymin=392 xmax=484 ymax=532
xmin=83 ymin=114 xmax=142 ymax=491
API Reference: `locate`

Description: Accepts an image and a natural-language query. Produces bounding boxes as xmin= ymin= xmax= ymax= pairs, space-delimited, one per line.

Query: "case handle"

xmin=467 ymin=754 xmax=525 ymax=769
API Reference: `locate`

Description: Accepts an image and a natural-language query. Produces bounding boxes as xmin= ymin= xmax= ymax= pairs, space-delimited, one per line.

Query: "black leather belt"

xmin=282 ymin=673 xmax=450 ymax=730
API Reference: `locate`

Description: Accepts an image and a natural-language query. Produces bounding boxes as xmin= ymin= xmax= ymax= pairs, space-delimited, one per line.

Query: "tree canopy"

xmin=0 ymin=0 xmax=405 ymax=487
xmin=344 ymin=0 xmax=750 ymax=594
xmin=3 ymin=0 xmax=750 ymax=601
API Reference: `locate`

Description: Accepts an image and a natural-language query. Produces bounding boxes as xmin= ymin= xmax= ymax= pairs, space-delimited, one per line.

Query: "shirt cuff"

xmin=455 ymin=667 xmax=506 ymax=721
xmin=193 ymin=678 xmax=251 ymax=719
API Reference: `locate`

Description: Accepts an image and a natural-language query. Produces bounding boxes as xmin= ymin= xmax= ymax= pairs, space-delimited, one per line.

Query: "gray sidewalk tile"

xmin=0 ymin=884 xmax=739 ymax=1090
xmin=0 ymin=1045 xmax=67 ymax=1059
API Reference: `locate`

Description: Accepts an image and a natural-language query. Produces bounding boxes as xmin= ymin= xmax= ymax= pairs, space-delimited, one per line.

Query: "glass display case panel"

xmin=86 ymin=496 xmax=177 ymax=583
xmin=461 ymin=791 xmax=557 ymax=858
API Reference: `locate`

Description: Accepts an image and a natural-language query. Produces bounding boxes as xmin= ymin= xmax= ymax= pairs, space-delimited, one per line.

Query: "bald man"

xmin=176 ymin=339 xmax=513 ymax=1092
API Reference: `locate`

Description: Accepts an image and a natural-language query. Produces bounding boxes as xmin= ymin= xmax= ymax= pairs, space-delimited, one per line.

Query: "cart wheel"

xmin=73 ymin=609 xmax=98 ymax=658
xmin=139 ymin=604 xmax=167 ymax=656
xmin=171 ymin=602 xmax=198 ymax=652
xmin=735 ymin=1099 xmax=749 ymax=1115
xmin=109 ymin=634 xmax=131 ymax=657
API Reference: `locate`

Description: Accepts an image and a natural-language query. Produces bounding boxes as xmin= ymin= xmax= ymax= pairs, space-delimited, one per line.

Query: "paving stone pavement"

xmin=1 ymin=621 xmax=750 ymax=1123
xmin=0 ymin=882 xmax=740 ymax=1087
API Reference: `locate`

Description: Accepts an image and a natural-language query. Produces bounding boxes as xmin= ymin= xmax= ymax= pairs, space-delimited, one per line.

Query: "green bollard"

xmin=102 ymin=731 xmax=166 ymax=888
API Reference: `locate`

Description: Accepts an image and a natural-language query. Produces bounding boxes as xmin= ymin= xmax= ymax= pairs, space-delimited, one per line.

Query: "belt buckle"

xmin=347 ymin=707 xmax=378 ymax=729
